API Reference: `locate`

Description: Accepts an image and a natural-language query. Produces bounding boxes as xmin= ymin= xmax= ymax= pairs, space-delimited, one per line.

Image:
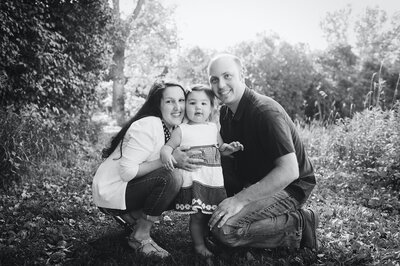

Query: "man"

xmin=208 ymin=53 xmax=318 ymax=250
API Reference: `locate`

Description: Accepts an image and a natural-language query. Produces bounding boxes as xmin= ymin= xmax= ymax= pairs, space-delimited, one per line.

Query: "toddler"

xmin=160 ymin=84 xmax=243 ymax=257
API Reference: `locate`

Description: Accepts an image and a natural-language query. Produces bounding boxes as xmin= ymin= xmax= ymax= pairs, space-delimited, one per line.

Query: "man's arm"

xmin=235 ymin=152 xmax=298 ymax=203
xmin=209 ymin=152 xmax=299 ymax=229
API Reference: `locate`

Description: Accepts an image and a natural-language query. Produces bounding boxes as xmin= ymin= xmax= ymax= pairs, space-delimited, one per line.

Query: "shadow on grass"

xmin=66 ymin=212 xmax=319 ymax=266
xmin=70 ymin=228 xmax=144 ymax=266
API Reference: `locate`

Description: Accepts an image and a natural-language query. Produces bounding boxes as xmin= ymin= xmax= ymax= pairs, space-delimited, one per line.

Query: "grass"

xmin=1 ymin=109 xmax=400 ymax=265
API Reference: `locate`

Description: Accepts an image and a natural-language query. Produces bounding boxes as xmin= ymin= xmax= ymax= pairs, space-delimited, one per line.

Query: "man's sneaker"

xmin=299 ymin=208 xmax=319 ymax=251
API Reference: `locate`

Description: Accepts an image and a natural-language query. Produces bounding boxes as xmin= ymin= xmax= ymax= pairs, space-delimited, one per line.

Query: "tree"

xmin=354 ymin=7 xmax=400 ymax=109
xmin=173 ymin=46 xmax=212 ymax=86
xmin=107 ymin=0 xmax=179 ymax=125
xmin=0 ymin=0 xmax=112 ymax=114
xmin=109 ymin=0 xmax=145 ymax=126
xmin=318 ymin=6 xmax=400 ymax=114
xmin=320 ymin=6 xmax=352 ymax=47
xmin=314 ymin=45 xmax=359 ymax=118
xmin=234 ymin=33 xmax=317 ymax=119
xmin=124 ymin=0 xmax=179 ymax=97
xmin=355 ymin=7 xmax=389 ymax=62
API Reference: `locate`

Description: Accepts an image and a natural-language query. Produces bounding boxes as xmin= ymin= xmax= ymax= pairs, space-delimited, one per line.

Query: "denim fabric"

xmin=124 ymin=168 xmax=183 ymax=216
xmin=211 ymin=190 xmax=303 ymax=249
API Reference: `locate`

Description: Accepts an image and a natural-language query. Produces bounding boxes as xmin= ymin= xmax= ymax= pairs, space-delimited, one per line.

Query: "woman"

xmin=92 ymin=81 xmax=200 ymax=258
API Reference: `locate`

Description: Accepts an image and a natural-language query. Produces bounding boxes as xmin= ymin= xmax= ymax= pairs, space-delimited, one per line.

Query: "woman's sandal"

xmin=128 ymin=237 xmax=170 ymax=258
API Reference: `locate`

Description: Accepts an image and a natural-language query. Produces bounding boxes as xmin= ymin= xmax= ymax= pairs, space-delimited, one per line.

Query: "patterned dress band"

xmin=187 ymin=145 xmax=221 ymax=166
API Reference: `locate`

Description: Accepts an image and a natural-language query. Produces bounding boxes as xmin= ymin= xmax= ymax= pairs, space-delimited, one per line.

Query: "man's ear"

xmin=244 ymin=78 xmax=252 ymax=89
xmin=240 ymin=66 xmax=247 ymax=82
xmin=238 ymin=69 xmax=244 ymax=82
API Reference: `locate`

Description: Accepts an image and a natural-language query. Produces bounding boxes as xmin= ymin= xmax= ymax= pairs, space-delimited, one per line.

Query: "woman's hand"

xmin=160 ymin=147 xmax=176 ymax=171
xmin=172 ymin=146 xmax=203 ymax=171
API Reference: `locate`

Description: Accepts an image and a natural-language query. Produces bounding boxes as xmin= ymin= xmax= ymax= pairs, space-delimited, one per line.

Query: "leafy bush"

xmin=331 ymin=106 xmax=399 ymax=168
xmin=0 ymin=105 xmax=101 ymax=189
xmin=0 ymin=0 xmax=112 ymax=113
xmin=300 ymin=104 xmax=400 ymax=189
xmin=296 ymin=119 xmax=332 ymax=171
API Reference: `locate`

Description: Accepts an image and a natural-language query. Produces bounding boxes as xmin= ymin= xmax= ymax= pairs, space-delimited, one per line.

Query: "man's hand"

xmin=172 ymin=146 xmax=203 ymax=171
xmin=208 ymin=196 xmax=247 ymax=229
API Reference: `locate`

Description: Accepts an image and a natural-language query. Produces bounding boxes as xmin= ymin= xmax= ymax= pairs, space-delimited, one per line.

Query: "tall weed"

xmin=0 ymin=104 xmax=101 ymax=189
xmin=300 ymin=103 xmax=400 ymax=188
xmin=330 ymin=106 xmax=399 ymax=171
xmin=296 ymin=120 xmax=332 ymax=170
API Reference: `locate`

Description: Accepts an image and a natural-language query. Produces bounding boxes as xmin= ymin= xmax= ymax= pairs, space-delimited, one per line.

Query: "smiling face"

xmin=208 ymin=55 xmax=246 ymax=112
xmin=185 ymin=90 xmax=213 ymax=124
xmin=160 ymin=85 xmax=186 ymax=129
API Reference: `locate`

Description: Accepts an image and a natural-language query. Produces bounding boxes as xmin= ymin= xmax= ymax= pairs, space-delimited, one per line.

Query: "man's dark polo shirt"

xmin=219 ymin=88 xmax=315 ymax=203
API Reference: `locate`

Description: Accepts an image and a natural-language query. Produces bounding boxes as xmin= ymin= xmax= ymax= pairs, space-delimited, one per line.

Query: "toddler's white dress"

xmin=174 ymin=122 xmax=227 ymax=214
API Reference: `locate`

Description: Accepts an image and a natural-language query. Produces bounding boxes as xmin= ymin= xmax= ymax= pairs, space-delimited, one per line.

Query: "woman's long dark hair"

xmin=102 ymin=81 xmax=186 ymax=159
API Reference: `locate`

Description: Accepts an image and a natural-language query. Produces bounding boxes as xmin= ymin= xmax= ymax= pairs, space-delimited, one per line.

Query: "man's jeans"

xmin=211 ymin=190 xmax=303 ymax=249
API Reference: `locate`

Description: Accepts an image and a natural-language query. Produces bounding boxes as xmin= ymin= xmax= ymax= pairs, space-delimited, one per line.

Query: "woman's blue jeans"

xmin=124 ymin=168 xmax=183 ymax=217
xmin=211 ymin=190 xmax=303 ymax=249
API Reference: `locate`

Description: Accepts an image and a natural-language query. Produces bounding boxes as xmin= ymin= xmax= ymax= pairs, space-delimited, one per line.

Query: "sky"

xmin=120 ymin=0 xmax=400 ymax=51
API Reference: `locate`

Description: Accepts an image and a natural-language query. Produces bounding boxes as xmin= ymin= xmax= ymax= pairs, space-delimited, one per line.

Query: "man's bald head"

xmin=207 ymin=53 xmax=245 ymax=77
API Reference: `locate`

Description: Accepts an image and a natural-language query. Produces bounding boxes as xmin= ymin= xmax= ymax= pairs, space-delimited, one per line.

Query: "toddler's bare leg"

xmin=190 ymin=212 xmax=213 ymax=257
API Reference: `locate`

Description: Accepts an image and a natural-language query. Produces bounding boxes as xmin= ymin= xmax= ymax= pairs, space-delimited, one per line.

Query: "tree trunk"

xmin=112 ymin=41 xmax=126 ymax=126
xmin=111 ymin=0 xmax=145 ymax=126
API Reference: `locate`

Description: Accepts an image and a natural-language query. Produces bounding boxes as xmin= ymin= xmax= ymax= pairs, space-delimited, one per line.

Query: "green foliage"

xmin=330 ymin=106 xmax=399 ymax=172
xmin=105 ymin=0 xmax=180 ymax=124
xmin=320 ymin=6 xmax=352 ymax=46
xmin=0 ymin=106 xmax=101 ymax=189
xmin=300 ymin=104 xmax=400 ymax=189
xmin=1 ymin=2 xmax=400 ymax=264
xmin=1 ymin=107 xmax=400 ymax=265
xmin=0 ymin=0 xmax=112 ymax=113
xmin=124 ymin=0 xmax=180 ymax=95
xmin=321 ymin=6 xmax=400 ymax=67
xmin=1 ymin=111 xmax=400 ymax=265
xmin=314 ymin=6 xmax=400 ymax=120
xmin=354 ymin=6 xmax=397 ymax=64
xmin=310 ymin=170 xmax=400 ymax=265
xmin=233 ymin=33 xmax=318 ymax=119
xmin=358 ymin=61 xmax=400 ymax=110
xmin=173 ymin=46 xmax=212 ymax=86
xmin=312 ymin=44 xmax=360 ymax=118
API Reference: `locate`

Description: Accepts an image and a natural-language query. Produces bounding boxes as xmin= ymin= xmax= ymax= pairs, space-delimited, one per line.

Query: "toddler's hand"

xmin=162 ymin=157 xmax=176 ymax=171
xmin=230 ymin=141 xmax=244 ymax=152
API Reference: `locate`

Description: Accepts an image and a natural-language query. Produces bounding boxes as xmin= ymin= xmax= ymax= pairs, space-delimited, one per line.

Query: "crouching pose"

xmin=207 ymin=54 xmax=319 ymax=251
xmin=93 ymin=81 xmax=202 ymax=259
